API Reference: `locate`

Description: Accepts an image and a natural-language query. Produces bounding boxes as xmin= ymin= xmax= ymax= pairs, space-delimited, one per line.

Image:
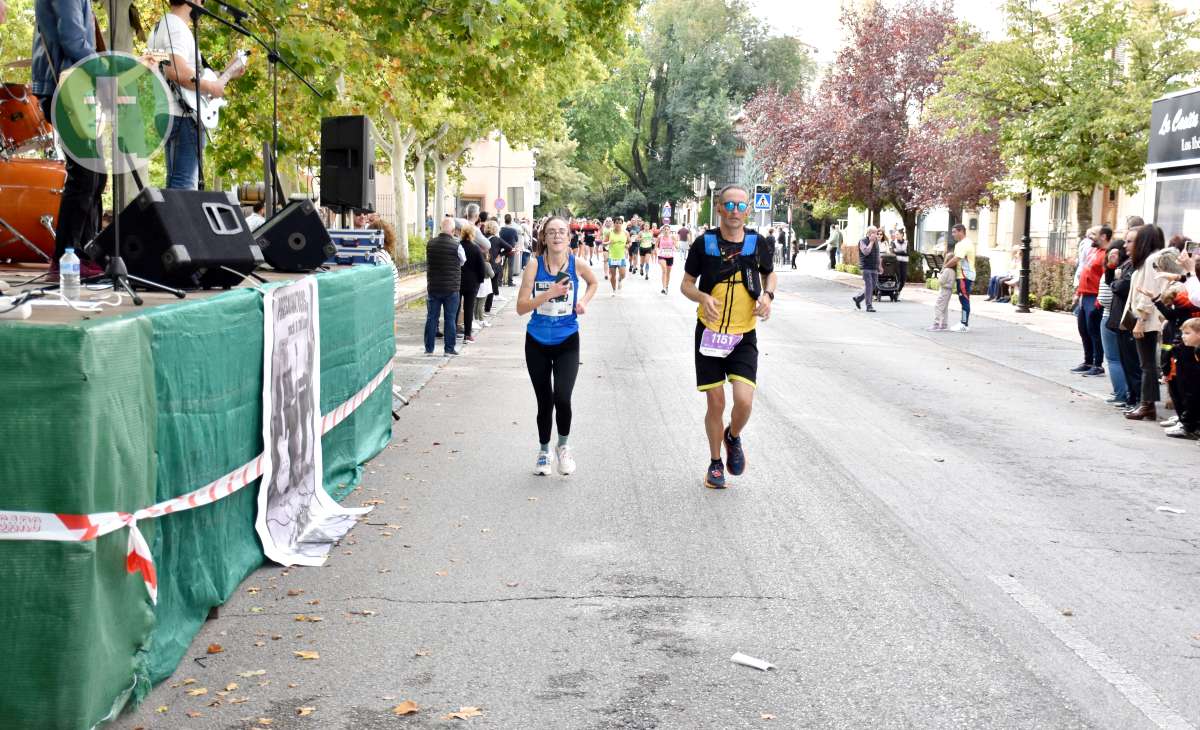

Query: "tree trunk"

xmin=413 ymin=151 xmax=427 ymax=236
xmin=899 ymin=209 xmax=918 ymax=251
xmin=434 ymin=154 xmax=449 ymax=222
xmin=382 ymin=113 xmax=417 ymax=263
xmin=869 ymin=207 xmax=881 ymax=227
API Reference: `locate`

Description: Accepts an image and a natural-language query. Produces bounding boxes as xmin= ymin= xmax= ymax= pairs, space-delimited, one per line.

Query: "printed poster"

xmin=256 ymin=277 xmax=370 ymax=566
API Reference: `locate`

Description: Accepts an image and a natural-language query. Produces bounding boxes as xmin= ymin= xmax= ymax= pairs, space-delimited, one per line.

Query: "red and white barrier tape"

xmin=0 ymin=363 xmax=391 ymax=603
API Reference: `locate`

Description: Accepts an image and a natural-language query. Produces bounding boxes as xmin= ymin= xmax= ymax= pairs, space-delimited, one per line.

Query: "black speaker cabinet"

xmin=255 ymin=199 xmax=335 ymax=273
xmin=92 ymin=187 xmax=264 ymax=290
xmin=320 ymin=115 xmax=375 ymax=212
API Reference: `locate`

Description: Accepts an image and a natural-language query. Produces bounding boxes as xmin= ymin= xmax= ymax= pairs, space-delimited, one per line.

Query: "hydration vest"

xmin=702 ymin=232 xmax=762 ymax=300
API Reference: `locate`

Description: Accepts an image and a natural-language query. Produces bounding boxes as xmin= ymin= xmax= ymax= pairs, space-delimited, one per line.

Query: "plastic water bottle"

xmin=60 ymin=248 xmax=80 ymax=301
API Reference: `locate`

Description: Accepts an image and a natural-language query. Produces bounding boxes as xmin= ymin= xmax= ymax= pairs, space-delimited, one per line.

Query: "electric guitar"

xmin=177 ymin=50 xmax=248 ymax=130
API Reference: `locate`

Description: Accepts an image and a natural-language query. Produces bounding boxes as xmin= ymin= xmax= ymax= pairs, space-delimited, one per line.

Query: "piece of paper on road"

xmin=730 ymin=652 xmax=776 ymax=671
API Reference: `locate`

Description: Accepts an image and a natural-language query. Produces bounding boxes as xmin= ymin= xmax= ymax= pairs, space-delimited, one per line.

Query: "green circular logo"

xmin=51 ymin=52 xmax=173 ymax=175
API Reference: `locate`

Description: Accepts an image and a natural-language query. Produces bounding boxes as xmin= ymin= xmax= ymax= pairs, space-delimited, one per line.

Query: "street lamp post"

xmin=708 ymin=179 xmax=716 ymax=228
xmin=1017 ymin=187 xmax=1032 ymax=314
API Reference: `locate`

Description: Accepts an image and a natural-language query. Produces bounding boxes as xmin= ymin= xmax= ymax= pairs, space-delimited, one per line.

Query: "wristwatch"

xmin=765 ymin=291 xmax=775 ymax=300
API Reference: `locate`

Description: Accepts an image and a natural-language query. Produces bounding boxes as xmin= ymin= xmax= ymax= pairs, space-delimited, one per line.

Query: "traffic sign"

xmin=495 ymin=198 xmax=506 ymax=211
xmin=753 ymin=192 xmax=772 ymax=211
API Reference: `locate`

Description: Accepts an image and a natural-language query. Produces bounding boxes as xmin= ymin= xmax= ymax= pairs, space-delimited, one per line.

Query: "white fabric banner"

xmin=257 ymin=277 xmax=370 ymax=566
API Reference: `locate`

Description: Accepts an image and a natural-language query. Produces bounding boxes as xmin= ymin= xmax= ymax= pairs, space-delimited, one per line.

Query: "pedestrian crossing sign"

xmin=754 ymin=192 xmax=772 ymax=211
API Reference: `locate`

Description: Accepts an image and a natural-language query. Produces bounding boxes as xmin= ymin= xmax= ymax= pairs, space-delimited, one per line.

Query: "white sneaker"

xmin=949 ymin=323 xmax=970 ymax=332
xmin=555 ymin=445 xmax=576 ymax=475
xmin=1164 ymin=423 xmax=1197 ymax=439
xmin=533 ymin=451 xmax=552 ymax=476
xmin=1159 ymin=415 xmax=1179 ymax=427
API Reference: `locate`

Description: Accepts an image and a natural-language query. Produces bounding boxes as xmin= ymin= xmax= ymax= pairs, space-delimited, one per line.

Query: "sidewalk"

xmin=796 ymin=254 xmax=1079 ymax=344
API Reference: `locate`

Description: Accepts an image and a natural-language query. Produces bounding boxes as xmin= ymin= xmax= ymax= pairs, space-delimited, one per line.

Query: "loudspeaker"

xmin=92 ymin=187 xmax=264 ymax=289
xmin=320 ymin=115 xmax=375 ymax=212
xmin=254 ymin=199 xmax=335 ymax=272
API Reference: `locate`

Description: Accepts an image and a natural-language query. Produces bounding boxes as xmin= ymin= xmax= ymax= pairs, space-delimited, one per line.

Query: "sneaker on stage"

xmin=723 ymin=426 xmax=746 ymax=476
xmin=704 ymin=459 xmax=726 ymax=489
xmin=534 ymin=451 xmax=552 ymax=476
xmin=555 ymin=445 xmax=576 ymax=476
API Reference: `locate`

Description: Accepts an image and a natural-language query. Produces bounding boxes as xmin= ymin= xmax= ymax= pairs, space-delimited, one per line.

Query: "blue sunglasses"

xmin=722 ymin=201 xmax=749 ymax=212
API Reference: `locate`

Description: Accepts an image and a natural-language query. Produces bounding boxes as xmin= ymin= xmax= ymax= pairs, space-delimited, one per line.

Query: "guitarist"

xmin=149 ymin=0 xmax=245 ymax=189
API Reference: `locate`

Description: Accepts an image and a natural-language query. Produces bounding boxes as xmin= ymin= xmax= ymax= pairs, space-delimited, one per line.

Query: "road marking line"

xmin=991 ymin=575 xmax=1195 ymax=730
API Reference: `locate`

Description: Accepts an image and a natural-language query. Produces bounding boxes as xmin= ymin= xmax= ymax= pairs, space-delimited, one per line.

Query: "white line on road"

xmin=991 ymin=574 xmax=1195 ymax=730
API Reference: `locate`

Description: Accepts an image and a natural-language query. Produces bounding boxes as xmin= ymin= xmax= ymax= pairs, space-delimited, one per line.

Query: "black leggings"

xmin=1135 ymin=331 xmax=1161 ymax=403
xmin=525 ymin=332 xmax=581 ymax=445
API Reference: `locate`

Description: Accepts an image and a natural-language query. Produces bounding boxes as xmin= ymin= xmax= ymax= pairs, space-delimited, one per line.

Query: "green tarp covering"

xmin=0 ymin=266 xmax=394 ymax=729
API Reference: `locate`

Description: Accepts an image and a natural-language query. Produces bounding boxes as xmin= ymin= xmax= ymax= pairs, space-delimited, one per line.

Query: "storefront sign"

xmin=1148 ymin=87 xmax=1200 ymax=168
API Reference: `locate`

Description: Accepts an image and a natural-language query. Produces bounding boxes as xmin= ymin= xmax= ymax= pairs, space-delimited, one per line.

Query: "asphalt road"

xmin=116 ymin=256 xmax=1200 ymax=730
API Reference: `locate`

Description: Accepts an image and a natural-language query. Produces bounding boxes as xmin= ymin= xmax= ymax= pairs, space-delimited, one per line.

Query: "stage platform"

xmin=0 ymin=263 xmax=395 ymax=729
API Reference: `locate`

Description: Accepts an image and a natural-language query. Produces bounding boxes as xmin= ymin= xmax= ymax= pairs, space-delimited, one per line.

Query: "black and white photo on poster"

xmin=256 ymin=277 xmax=370 ymax=566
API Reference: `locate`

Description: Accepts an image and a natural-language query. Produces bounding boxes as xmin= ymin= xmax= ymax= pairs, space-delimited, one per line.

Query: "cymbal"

xmin=4 ymin=59 xmax=32 ymax=69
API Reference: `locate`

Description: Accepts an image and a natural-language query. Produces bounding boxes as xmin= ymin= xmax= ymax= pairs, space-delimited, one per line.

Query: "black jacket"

xmin=489 ymin=235 xmax=512 ymax=267
xmin=461 ymin=239 xmax=486 ymax=294
xmin=426 ymin=233 xmax=462 ymax=296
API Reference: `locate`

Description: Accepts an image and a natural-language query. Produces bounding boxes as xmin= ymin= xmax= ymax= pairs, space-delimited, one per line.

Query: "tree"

xmin=935 ymin=0 xmax=1200 ymax=233
xmin=745 ymin=0 xmax=1000 ymax=241
xmin=568 ymin=0 xmax=816 ymax=219
xmin=533 ymin=138 xmax=590 ymax=215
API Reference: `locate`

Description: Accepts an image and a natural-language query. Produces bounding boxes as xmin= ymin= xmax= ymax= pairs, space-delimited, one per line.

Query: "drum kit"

xmin=0 ymin=63 xmax=64 ymax=265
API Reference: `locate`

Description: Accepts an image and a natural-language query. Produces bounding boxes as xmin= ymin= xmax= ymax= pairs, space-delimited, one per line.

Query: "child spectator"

xmin=1163 ymin=318 xmax=1200 ymax=438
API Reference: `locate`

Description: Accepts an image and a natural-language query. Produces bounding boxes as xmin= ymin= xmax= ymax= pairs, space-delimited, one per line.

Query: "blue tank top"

xmin=527 ymin=255 xmax=579 ymax=345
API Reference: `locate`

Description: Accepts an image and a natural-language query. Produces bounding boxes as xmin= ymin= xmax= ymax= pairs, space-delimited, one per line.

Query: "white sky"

xmin=750 ymin=0 xmax=1010 ymax=66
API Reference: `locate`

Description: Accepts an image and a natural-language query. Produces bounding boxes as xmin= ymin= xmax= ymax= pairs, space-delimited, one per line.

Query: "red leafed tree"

xmin=745 ymin=0 xmax=1003 ymax=240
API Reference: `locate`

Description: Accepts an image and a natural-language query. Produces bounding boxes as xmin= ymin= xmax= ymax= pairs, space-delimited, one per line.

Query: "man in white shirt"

xmin=149 ymin=0 xmax=243 ymax=189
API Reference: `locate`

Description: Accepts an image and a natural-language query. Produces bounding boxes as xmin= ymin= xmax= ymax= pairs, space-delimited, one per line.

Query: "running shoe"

xmin=949 ymin=323 xmax=970 ymax=332
xmin=465 ymin=335 xmax=476 ymax=343
xmin=704 ymin=459 xmax=726 ymax=489
xmin=1164 ymin=424 xmax=1197 ymax=439
xmin=723 ymin=426 xmax=746 ymax=476
xmin=1104 ymin=395 xmax=1125 ymax=404
xmin=1069 ymin=363 xmax=1091 ymax=373
xmin=534 ymin=451 xmax=552 ymax=476
xmin=925 ymin=324 xmax=946 ymax=332
xmin=556 ymin=445 xmax=576 ymax=475
xmin=1160 ymin=415 xmax=1180 ymax=427
xmin=661 ymin=288 xmax=667 ymax=295
xmin=1083 ymin=366 xmax=1105 ymax=377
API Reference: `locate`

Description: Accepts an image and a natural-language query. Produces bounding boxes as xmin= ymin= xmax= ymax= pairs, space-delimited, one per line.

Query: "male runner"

xmin=681 ymin=185 xmax=776 ymax=489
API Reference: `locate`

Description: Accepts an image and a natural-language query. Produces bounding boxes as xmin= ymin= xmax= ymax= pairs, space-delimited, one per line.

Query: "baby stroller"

xmin=874 ymin=254 xmax=901 ymax=303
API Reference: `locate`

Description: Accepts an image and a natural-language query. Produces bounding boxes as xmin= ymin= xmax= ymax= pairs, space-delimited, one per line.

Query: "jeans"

xmin=987 ymin=275 xmax=1007 ymax=299
xmin=521 ymin=251 xmax=531 ymax=270
xmin=957 ymin=278 xmax=974 ymax=325
xmin=424 ymin=291 xmax=460 ymax=354
xmin=1135 ymin=331 xmax=1161 ymax=403
xmin=1116 ymin=330 xmax=1142 ymax=406
xmin=164 ymin=114 xmax=204 ymax=189
xmin=1099 ymin=313 xmax=1127 ymax=401
xmin=41 ymin=97 xmax=105 ymax=259
xmin=1075 ymin=295 xmax=1104 ymax=367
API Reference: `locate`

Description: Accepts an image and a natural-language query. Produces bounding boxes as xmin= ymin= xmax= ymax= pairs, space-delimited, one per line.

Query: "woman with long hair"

xmin=516 ymin=216 xmax=599 ymax=475
xmin=1099 ymin=239 xmax=1131 ymax=407
xmin=656 ymin=223 xmax=677 ymax=294
xmin=1123 ymin=224 xmax=1167 ymax=420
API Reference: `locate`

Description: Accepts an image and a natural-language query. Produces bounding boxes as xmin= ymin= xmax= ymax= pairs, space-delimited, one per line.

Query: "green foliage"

xmin=936 ymin=0 xmax=1200 ymax=224
xmin=971 ymin=256 xmax=991 ymax=295
xmin=534 ymin=137 xmax=591 ymax=215
xmin=406 ymin=233 xmax=427 ymax=264
xmin=1030 ymin=256 xmax=1077 ymax=308
xmin=1040 ymin=295 xmax=1061 ymax=311
xmin=926 ymin=277 xmax=940 ymax=291
xmin=848 ymin=265 xmax=862 ymax=276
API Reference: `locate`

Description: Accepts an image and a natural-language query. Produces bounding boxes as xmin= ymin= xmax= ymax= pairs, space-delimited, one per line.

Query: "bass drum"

xmin=0 ymin=158 xmax=64 ymax=263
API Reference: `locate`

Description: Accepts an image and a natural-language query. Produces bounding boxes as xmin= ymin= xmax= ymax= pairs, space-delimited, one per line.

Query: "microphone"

xmin=209 ymin=0 xmax=250 ymax=24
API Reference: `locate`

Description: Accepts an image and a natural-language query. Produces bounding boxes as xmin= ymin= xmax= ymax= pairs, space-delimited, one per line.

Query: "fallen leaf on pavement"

xmin=224 ymin=683 xmax=238 ymax=691
xmin=287 ymin=589 xmax=304 ymax=597
xmin=288 ymin=683 xmax=298 ymax=688
xmin=381 ymin=532 xmax=393 ymax=537
xmin=294 ymin=650 xmax=320 ymax=660
xmin=297 ymin=707 xmax=316 ymax=716
xmin=156 ymin=706 xmax=168 ymax=714
xmin=246 ymin=586 xmax=260 ymax=594
xmin=294 ymin=614 xmax=324 ymax=622
xmin=207 ymin=699 xmax=222 ymax=707
xmin=186 ymin=711 xmax=203 ymax=718
xmin=307 ymin=599 xmax=320 ymax=606
xmin=254 ymin=641 xmax=266 ymax=647
xmin=271 ymin=635 xmax=283 ymax=640
xmin=206 ymin=644 xmax=224 ymax=654
xmin=505 ymin=582 xmax=519 ymax=588
xmin=527 ymin=497 xmax=537 ymax=502
xmin=1061 ymin=608 xmax=1074 ymax=617
xmin=230 ymin=697 xmax=249 ymax=705
xmin=441 ymin=706 xmax=483 ymax=720
xmin=480 ymin=528 xmax=491 ymax=534
xmin=185 ymin=688 xmax=208 ymax=697
xmin=392 ymin=700 xmax=420 ymax=716
xmin=415 ymin=649 xmax=431 ymax=657
xmin=257 ymin=719 xmax=273 ymax=726
xmin=362 ymin=499 xmax=385 ymax=506
xmin=761 ymin=713 xmax=776 ymax=720
xmin=434 ymin=570 xmax=448 ymax=577
xmin=386 ymin=524 xmax=402 ymax=529
xmin=349 ymin=609 xmax=377 ymax=616
xmin=378 ymin=568 xmax=391 ymax=574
